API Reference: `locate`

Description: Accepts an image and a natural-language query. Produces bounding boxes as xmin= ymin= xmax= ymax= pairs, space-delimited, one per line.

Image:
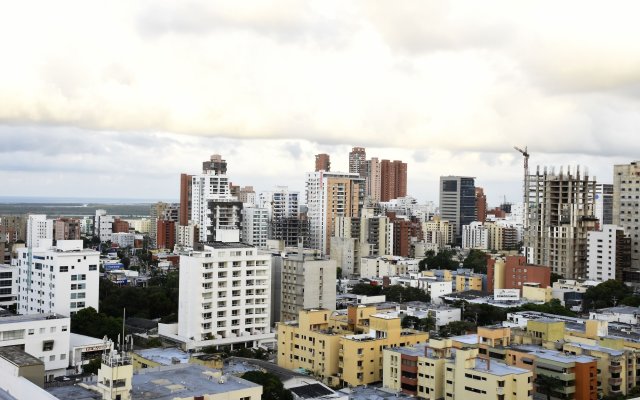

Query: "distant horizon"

xmin=0 ymin=196 xmax=178 ymax=205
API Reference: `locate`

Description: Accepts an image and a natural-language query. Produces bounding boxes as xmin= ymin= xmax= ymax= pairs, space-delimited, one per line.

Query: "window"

xmin=59 ymin=266 xmax=68 ymax=272
xmin=89 ymin=265 xmax=97 ymax=271
xmin=43 ymin=340 xmax=54 ymax=351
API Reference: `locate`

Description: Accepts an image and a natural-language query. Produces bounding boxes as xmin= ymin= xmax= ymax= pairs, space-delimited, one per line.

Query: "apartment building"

xmin=0 ymin=264 xmax=18 ymax=308
xmin=241 ymin=207 xmax=269 ymax=248
xmin=0 ymin=313 xmax=71 ymax=381
xmin=16 ymin=240 xmax=99 ymax=316
xmin=586 ymin=225 xmax=631 ymax=282
xmin=487 ymin=255 xmax=550 ymax=292
xmin=167 ymin=242 xmax=273 ymax=351
xmin=423 ymin=217 xmax=454 ymax=250
xmin=359 ymin=256 xmax=419 ymax=279
xmin=613 ymin=161 xmax=640 ymax=270
xmin=280 ymin=250 xmax=336 ymax=322
xmin=305 ymin=171 xmax=365 ymax=255
xmin=277 ymin=307 xmax=428 ymax=387
xmin=53 ymin=218 xmax=81 ymax=241
xmin=383 ymin=343 xmax=533 ymax=400
xmin=26 ymin=214 xmax=53 ymax=249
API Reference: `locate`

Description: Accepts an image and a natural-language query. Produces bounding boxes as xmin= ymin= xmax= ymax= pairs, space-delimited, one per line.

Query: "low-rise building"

xmin=0 ymin=313 xmax=70 ymax=381
xmin=277 ymin=307 xmax=428 ymax=387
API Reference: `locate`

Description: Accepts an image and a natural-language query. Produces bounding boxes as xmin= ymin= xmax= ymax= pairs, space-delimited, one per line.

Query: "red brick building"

xmin=475 ymin=187 xmax=487 ymax=223
xmin=380 ymin=160 xmax=407 ymax=202
xmin=156 ymin=220 xmax=176 ymax=250
xmin=112 ymin=219 xmax=130 ymax=233
xmin=487 ymin=255 xmax=550 ymax=292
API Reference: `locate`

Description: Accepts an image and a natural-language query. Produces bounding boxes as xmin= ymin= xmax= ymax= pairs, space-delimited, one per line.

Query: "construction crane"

xmin=514 ymin=146 xmax=530 ymax=259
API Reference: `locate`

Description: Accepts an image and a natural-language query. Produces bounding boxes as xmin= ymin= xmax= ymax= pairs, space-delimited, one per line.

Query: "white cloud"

xmin=0 ymin=0 xmax=639 ymax=203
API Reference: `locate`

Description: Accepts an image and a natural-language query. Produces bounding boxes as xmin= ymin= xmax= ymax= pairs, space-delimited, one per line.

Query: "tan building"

xmin=422 ymin=217 xmax=454 ymax=250
xmin=455 ymin=272 xmax=483 ymax=292
xmin=277 ymin=307 xmax=428 ymax=387
xmin=383 ymin=342 xmax=532 ymax=400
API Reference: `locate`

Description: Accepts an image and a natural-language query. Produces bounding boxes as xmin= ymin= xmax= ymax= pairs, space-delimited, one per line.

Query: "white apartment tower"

xmin=26 ymin=214 xmax=53 ymax=249
xmin=94 ymin=209 xmax=114 ymax=242
xmin=613 ymin=161 xmax=640 ymax=270
xmin=241 ymin=207 xmax=269 ymax=248
xmin=586 ymin=225 xmax=630 ymax=282
xmin=190 ymin=155 xmax=243 ymax=243
xmin=16 ymin=240 xmax=100 ymax=316
xmin=462 ymin=221 xmax=489 ymax=250
xmin=280 ymin=251 xmax=337 ymax=322
xmin=176 ymin=242 xmax=274 ymax=350
xmin=258 ymin=186 xmax=300 ymax=219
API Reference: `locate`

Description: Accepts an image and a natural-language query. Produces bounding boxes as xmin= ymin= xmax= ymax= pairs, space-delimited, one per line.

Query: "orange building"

xmin=112 ymin=218 xmax=130 ymax=233
xmin=156 ymin=220 xmax=176 ymax=250
xmin=380 ymin=160 xmax=407 ymax=202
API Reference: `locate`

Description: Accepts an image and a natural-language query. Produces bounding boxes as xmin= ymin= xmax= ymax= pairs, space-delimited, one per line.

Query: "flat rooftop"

xmin=472 ymin=358 xmax=529 ymax=376
xmin=0 ymin=313 xmax=67 ymax=324
xmin=0 ymin=346 xmax=43 ymax=367
xmin=48 ymin=364 xmax=261 ymax=400
xmin=134 ymin=347 xmax=190 ymax=365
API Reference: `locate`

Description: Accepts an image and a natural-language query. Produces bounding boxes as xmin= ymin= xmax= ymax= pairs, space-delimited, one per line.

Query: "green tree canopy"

xmin=583 ymin=280 xmax=634 ymax=310
xmin=419 ymin=250 xmax=459 ymax=271
xmin=462 ymin=249 xmax=488 ymax=274
xmin=71 ymin=307 xmax=122 ymax=342
xmin=241 ymin=371 xmax=293 ymax=400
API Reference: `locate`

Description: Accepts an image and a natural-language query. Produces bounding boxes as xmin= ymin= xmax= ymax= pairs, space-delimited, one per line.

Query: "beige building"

xmin=280 ymin=251 xmax=337 ymax=322
xmin=613 ymin=161 xmax=640 ymax=271
xmin=423 ymin=217 xmax=454 ymax=250
xmin=383 ymin=341 xmax=532 ymax=400
xmin=277 ymin=306 xmax=428 ymax=387
xmin=455 ymin=272 xmax=483 ymax=292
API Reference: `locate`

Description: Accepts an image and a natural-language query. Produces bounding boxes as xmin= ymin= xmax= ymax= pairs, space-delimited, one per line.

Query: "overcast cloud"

xmin=1 ymin=1 xmax=639 ymax=205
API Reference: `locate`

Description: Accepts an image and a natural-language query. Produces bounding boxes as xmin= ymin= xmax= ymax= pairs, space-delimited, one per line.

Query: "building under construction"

xmin=525 ymin=165 xmax=598 ymax=279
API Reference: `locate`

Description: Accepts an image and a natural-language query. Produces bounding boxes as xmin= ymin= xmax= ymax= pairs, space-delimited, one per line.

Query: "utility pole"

xmin=514 ymin=146 xmax=530 ymax=260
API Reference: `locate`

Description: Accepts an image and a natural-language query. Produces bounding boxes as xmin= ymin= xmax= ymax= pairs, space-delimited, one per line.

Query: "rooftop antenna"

xmin=514 ymin=146 xmax=530 ymax=259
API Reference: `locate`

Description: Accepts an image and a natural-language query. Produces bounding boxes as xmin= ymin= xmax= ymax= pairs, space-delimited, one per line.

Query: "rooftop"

xmin=289 ymin=383 xmax=335 ymax=399
xmin=135 ymin=347 xmax=190 ymax=366
xmin=48 ymin=364 xmax=261 ymax=400
xmin=595 ymin=306 xmax=640 ymax=315
xmin=0 ymin=346 xmax=44 ymax=367
xmin=472 ymin=358 xmax=529 ymax=376
xmin=512 ymin=345 xmax=596 ymax=364
xmin=0 ymin=313 xmax=67 ymax=324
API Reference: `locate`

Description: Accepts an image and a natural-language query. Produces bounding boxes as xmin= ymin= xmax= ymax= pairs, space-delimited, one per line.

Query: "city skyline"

xmin=2 ymin=1 xmax=640 ymax=205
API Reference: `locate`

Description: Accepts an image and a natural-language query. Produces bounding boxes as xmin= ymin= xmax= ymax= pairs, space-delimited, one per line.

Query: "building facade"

xmin=16 ymin=240 xmax=100 ymax=316
xmin=439 ymin=176 xmax=476 ymax=244
xmin=613 ymin=161 xmax=640 ymax=271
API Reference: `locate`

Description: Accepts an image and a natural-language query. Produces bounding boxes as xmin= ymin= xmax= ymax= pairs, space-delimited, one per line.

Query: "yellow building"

xmin=525 ymin=319 xmax=565 ymax=342
xmin=383 ymin=341 xmax=532 ymax=399
xmin=455 ymin=273 xmax=483 ymax=292
xmin=277 ymin=306 xmax=428 ymax=387
xmin=521 ymin=283 xmax=553 ymax=302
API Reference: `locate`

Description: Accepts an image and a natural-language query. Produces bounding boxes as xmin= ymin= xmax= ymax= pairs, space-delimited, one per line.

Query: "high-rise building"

xmin=475 ymin=187 xmax=487 ymax=223
xmin=179 ymin=173 xmax=192 ymax=226
xmin=348 ymin=147 xmax=366 ymax=176
xmin=189 ymin=155 xmax=243 ymax=243
xmin=525 ymin=166 xmax=598 ymax=279
xmin=258 ymin=186 xmax=300 ymax=220
xmin=53 ymin=218 xmax=81 ymax=242
xmin=16 ymin=240 xmax=99 ymax=316
xmin=94 ymin=209 xmax=114 ymax=242
xmin=26 ymin=214 xmax=53 ymax=249
xmin=364 ymin=157 xmax=382 ymax=202
xmin=279 ymin=250 xmax=336 ymax=322
xmin=156 ymin=219 xmax=176 ymax=250
xmin=595 ymin=183 xmax=613 ymax=226
xmin=112 ymin=218 xmax=130 ymax=234
xmin=241 ymin=207 xmax=269 ymax=248
xmin=439 ymin=176 xmax=476 ymax=244
xmin=315 ymin=153 xmax=331 ymax=172
xmin=613 ymin=161 xmax=640 ymax=270
xmin=174 ymin=242 xmax=274 ymax=350
xmin=305 ymin=171 xmax=365 ymax=255
xmin=422 ymin=216 xmax=454 ymax=249
xmin=586 ymin=225 xmax=631 ymax=282
xmin=380 ymin=160 xmax=407 ymax=202
xmin=0 ymin=215 xmax=27 ymax=243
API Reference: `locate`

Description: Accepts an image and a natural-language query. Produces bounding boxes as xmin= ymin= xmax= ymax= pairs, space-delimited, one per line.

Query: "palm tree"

xmin=534 ymin=374 xmax=565 ymax=400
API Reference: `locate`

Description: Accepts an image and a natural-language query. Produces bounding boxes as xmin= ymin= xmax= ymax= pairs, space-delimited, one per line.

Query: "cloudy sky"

xmin=2 ymin=1 xmax=639 ymax=205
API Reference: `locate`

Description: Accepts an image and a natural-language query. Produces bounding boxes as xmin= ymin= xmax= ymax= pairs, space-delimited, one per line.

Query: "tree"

xmin=514 ymin=299 xmax=577 ymax=317
xmin=382 ymin=285 xmax=430 ymax=303
xmin=439 ymin=320 xmax=475 ymax=336
xmin=550 ymin=272 xmax=563 ymax=285
xmin=419 ymin=250 xmax=459 ymax=271
xmin=350 ymin=283 xmax=383 ymax=296
xmin=241 ymin=371 xmax=293 ymax=400
xmin=82 ymin=357 xmax=102 ymax=374
xmin=336 ymin=267 xmax=342 ymax=280
xmin=463 ymin=249 xmax=487 ymax=274
xmin=71 ymin=307 xmax=122 ymax=342
xmin=583 ymin=280 xmax=634 ymax=310
xmin=401 ymin=316 xmax=421 ymax=329
xmin=534 ymin=374 xmax=566 ymax=400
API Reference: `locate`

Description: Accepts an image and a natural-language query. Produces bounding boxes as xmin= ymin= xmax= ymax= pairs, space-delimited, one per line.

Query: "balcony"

xmin=610 ymin=364 xmax=623 ymax=373
xmin=609 ymin=377 xmax=623 ymax=386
